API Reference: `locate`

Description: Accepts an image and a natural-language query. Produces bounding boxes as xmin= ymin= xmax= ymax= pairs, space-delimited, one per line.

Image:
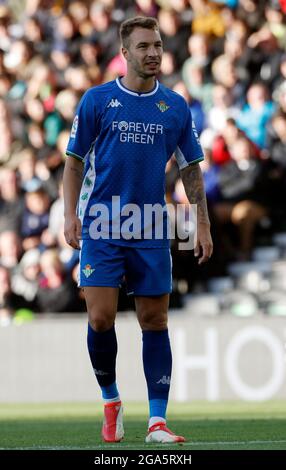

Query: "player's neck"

xmin=121 ymin=74 xmax=156 ymax=94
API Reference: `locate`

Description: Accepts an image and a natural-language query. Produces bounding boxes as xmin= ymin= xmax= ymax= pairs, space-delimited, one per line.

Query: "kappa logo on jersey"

xmin=156 ymin=100 xmax=170 ymax=113
xmin=156 ymin=375 xmax=171 ymax=385
xmin=107 ymin=98 xmax=123 ymax=108
xmin=82 ymin=264 xmax=95 ymax=278
xmin=70 ymin=115 xmax=79 ymax=138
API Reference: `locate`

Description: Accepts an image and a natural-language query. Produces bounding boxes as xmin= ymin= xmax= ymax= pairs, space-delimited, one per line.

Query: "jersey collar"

xmin=116 ymin=77 xmax=159 ymax=97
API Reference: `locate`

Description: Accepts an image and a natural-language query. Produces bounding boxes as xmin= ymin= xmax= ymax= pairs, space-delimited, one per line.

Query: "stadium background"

xmin=0 ymin=0 xmax=286 ymax=450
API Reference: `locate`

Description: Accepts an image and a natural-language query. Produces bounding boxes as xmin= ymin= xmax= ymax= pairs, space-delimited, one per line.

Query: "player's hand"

xmin=194 ymin=222 xmax=213 ymax=265
xmin=64 ymin=214 xmax=82 ymax=250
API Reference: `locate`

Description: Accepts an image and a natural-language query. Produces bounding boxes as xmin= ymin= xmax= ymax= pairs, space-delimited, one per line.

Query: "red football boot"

xmin=146 ymin=421 xmax=185 ymax=443
xmin=102 ymin=401 xmax=124 ymax=442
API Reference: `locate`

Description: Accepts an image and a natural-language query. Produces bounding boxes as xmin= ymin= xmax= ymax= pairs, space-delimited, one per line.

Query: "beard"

xmin=131 ymin=58 xmax=161 ymax=79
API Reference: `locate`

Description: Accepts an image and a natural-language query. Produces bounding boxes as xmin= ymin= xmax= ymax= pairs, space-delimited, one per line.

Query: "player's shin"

xmin=87 ymin=323 xmax=120 ymax=403
xmin=142 ymin=329 xmax=172 ymax=427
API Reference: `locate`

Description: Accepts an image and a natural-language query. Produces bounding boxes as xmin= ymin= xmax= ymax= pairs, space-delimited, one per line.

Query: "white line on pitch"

xmin=1 ymin=440 xmax=286 ymax=450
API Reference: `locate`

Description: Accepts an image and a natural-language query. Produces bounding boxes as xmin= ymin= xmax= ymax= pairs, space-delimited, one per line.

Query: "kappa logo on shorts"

xmin=82 ymin=264 xmax=95 ymax=278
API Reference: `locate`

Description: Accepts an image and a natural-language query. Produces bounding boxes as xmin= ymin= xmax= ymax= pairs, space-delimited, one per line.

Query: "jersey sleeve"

xmin=174 ymin=104 xmax=204 ymax=170
xmin=66 ymin=89 xmax=98 ymax=162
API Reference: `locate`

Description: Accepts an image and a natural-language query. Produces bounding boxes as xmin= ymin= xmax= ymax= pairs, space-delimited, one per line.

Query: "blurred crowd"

xmin=1 ymin=0 xmax=286 ymax=322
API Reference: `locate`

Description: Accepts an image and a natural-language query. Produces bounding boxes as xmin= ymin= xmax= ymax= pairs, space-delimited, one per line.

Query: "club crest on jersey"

xmin=107 ymin=98 xmax=123 ymax=108
xmin=70 ymin=115 xmax=79 ymax=138
xmin=156 ymin=100 xmax=170 ymax=113
xmin=82 ymin=264 xmax=95 ymax=278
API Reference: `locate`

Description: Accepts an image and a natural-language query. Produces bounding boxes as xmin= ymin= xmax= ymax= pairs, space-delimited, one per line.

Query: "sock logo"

xmin=93 ymin=368 xmax=108 ymax=376
xmin=156 ymin=375 xmax=171 ymax=385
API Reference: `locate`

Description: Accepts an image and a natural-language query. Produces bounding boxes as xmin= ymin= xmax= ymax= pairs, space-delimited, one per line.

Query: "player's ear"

xmin=121 ymin=46 xmax=129 ymax=62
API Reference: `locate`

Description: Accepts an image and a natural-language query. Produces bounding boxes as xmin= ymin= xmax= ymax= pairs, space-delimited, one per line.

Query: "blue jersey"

xmin=66 ymin=78 xmax=204 ymax=248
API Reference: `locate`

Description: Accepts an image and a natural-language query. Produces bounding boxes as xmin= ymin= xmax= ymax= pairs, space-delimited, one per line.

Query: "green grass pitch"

xmin=0 ymin=401 xmax=286 ymax=450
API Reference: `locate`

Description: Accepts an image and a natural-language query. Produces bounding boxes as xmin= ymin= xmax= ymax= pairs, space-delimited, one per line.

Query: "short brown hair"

xmin=119 ymin=16 xmax=159 ymax=48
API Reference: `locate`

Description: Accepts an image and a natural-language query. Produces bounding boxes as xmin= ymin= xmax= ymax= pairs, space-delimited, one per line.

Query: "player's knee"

xmin=88 ymin=312 xmax=115 ymax=332
xmin=138 ymin=311 xmax=168 ymax=331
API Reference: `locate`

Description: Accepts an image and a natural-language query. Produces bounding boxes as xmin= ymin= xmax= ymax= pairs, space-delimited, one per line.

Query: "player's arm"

xmin=63 ymin=89 xmax=97 ymax=249
xmin=180 ymin=163 xmax=213 ymax=264
xmin=63 ymin=156 xmax=83 ymax=250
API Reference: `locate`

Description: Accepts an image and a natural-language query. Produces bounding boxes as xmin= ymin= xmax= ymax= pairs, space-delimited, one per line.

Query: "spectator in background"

xmin=0 ymin=5 xmax=12 ymax=53
xmin=268 ymin=112 xmax=286 ymax=168
xmin=273 ymin=54 xmax=286 ymax=90
xmin=24 ymin=15 xmax=50 ymax=57
xmin=236 ymin=82 xmax=276 ymax=148
xmin=0 ymin=166 xmax=23 ymax=233
xmin=0 ymin=70 xmax=12 ymax=98
xmin=79 ymin=35 xmax=102 ymax=83
xmin=212 ymin=118 xmax=238 ymax=165
xmin=89 ymin=1 xmax=118 ymax=67
xmin=207 ymin=84 xmax=240 ymax=132
xmin=157 ymin=8 xmax=189 ymax=68
xmin=11 ymin=248 xmax=40 ymax=311
xmin=27 ymin=122 xmax=45 ymax=152
xmin=212 ymin=117 xmax=261 ymax=166
xmin=56 ymin=129 xmax=70 ymax=158
xmin=103 ymin=47 xmax=127 ymax=82
xmin=237 ymin=0 xmax=267 ymax=31
xmin=36 ymin=248 xmax=81 ymax=312
xmin=199 ymin=128 xmax=221 ymax=204
xmin=0 ymin=230 xmax=22 ymax=269
xmin=24 ymin=63 xmax=58 ymax=113
xmin=186 ymin=33 xmax=212 ymax=80
xmin=172 ymin=80 xmax=206 ymax=135
xmin=0 ymin=265 xmax=22 ymax=326
xmin=53 ymin=13 xmax=80 ymax=56
xmin=15 ymin=147 xmax=37 ymax=191
xmin=247 ymin=26 xmax=282 ymax=90
xmin=274 ymin=80 xmax=286 ymax=114
xmin=264 ymin=0 xmax=286 ymax=49
xmin=265 ymin=111 xmax=286 ymax=221
xmin=21 ymin=180 xmax=50 ymax=251
xmin=159 ymin=50 xmax=180 ymax=87
xmin=50 ymin=41 xmax=74 ymax=77
xmin=68 ymin=1 xmax=91 ymax=38
xmin=135 ymin=0 xmax=159 ymax=17
xmin=223 ymin=19 xmax=250 ymax=89
xmin=189 ymin=0 xmax=226 ymax=38
xmin=64 ymin=65 xmax=92 ymax=93
xmin=3 ymin=39 xmax=33 ymax=79
xmin=0 ymin=98 xmax=12 ymax=163
xmin=211 ymin=53 xmax=245 ymax=106
xmin=213 ymin=135 xmax=270 ymax=258
xmin=182 ymin=61 xmax=213 ymax=112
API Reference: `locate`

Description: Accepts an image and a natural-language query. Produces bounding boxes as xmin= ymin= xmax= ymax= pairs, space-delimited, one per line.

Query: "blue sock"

xmin=87 ymin=323 xmax=119 ymax=400
xmin=142 ymin=329 xmax=172 ymax=420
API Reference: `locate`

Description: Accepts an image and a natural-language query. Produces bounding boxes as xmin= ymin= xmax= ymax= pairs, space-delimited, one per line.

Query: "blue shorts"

xmin=79 ymin=239 xmax=172 ymax=296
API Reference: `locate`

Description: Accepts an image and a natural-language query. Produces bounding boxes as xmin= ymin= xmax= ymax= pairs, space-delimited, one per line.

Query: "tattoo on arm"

xmin=180 ymin=163 xmax=210 ymax=225
xmin=69 ymin=164 xmax=83 ymax=182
